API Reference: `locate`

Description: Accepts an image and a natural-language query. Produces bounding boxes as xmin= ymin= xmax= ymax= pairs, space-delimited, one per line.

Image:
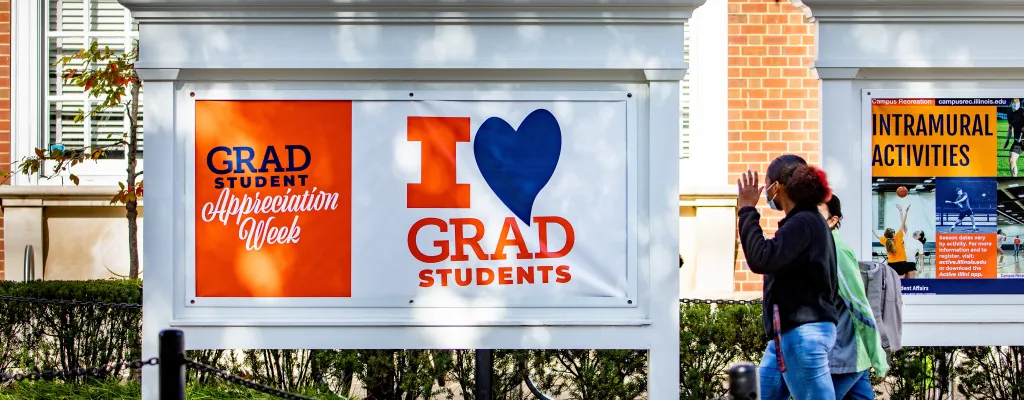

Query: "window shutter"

xmin=47 ymin=0 xmax=142 ymax=160
xmin=679 ymin=21 xmax=691 ymax=160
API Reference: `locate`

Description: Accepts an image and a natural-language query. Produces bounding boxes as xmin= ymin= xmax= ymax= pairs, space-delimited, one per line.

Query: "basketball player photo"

xmin=870 ymin=177 xmax=936 ymax=278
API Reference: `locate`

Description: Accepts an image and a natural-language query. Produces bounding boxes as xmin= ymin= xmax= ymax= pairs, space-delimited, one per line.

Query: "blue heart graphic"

xmin=473 ymin=109 xmax=562 ymax=226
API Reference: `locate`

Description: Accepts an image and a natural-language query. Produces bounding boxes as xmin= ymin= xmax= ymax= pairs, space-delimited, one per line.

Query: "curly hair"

xmin=766 ymin=154 xmax=832 ymax=209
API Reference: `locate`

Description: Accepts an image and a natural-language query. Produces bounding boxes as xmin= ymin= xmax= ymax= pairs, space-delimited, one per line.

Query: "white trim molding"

xmin=792 ymin=0 xmax=1024 ymax=21
xmin=11 ymin=0 xmax=44 ymax=186
xmin=121 ymin=0 xmax=708 ymax=24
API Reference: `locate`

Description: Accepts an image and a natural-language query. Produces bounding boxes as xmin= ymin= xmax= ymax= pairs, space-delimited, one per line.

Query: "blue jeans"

xmin=759 ymin=322 xmax=837 ymax=400
xmin=835 ymin=370 xmax=874 ymax=400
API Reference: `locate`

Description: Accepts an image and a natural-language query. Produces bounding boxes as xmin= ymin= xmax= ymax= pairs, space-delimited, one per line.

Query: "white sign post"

xmin=796 ymin=0 xmax=1024 ymax=346
xmin=122 ymin=1 xmax=702 ymax=398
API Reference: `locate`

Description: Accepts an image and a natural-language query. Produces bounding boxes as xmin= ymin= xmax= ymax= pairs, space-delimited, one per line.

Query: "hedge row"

xmin=1 ymin=280 xmax=1023 ymax=399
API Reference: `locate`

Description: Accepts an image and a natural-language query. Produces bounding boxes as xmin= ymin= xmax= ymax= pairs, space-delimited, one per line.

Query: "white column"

xmin=676 ymin=0 xmax=737 ymax=299
xmin=646 ymin=69 xmax=683 ymax=400
xmin=136 ymin=69 xmax=179 ymax=400
xmin=686 ymin=0 xmax=729 ymax=187
xmin=816 ymin=68 xmax=864 ymax=257
xmin=11 ymin=0 xmax=44 ymax=186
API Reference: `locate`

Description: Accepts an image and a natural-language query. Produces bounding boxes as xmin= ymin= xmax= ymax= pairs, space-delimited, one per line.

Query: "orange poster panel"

xmin=194 ymin=100 xmax=352 ymax=297
xmin=871 ymin=101 xmax=997 ymax=178
xmin=935 ymin=233 xmax=998 ymax=279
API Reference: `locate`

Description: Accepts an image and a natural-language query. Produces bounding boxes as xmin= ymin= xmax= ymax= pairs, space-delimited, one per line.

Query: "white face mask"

xmin=765 ymin=182 xmax=779 ymax=211
xmin=1013 ymin=102 xmax=1021 ymax=112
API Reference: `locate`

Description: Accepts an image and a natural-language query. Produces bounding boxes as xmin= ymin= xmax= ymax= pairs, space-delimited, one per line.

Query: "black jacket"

xmin=737 ymin=206 xmax=843 ymax=340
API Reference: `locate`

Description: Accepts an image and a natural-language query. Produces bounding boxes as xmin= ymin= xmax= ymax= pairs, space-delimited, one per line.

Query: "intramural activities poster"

xmin=871 ymin=97 xmax=1024 ymax=295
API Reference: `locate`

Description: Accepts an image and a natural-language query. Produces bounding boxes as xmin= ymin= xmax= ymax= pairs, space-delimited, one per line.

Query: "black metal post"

xmin=474 ymin=349 xmax=494 ymax=400
xmin=728 ymin=362 xmax=759 ymax=400
xmin=158 ymin=329 xmax=186 ymax=400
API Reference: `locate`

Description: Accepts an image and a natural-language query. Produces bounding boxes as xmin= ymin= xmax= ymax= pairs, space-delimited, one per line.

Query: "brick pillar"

xmin=0 ymin=0 xmax=10 ymax=278
xmin=728 ymin=0 xmax=820 ymax=294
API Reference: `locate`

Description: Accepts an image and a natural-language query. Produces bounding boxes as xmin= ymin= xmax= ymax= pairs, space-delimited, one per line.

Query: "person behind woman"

xmin=819 ymin=195 xmax=889 ymax=400
xmin=872 ymin=205 xmax=915 ymax=278
xmin=737 ymin=154 xmax=844 ymax=400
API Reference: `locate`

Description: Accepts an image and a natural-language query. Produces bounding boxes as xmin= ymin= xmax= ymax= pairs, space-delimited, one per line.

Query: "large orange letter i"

xmin=407 ymin=117 xmax=472 ymax=208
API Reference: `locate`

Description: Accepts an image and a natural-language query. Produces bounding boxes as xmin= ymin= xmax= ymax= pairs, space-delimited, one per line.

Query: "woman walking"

xmin=819 ymin=195 xmax=889 ymax=399
xmin=737 ymin=154 xmax=844 ymax=400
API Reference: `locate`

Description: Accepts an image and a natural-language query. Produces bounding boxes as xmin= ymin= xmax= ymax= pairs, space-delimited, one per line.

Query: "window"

xmin=38 ymin=0 xmax=142 ymax=185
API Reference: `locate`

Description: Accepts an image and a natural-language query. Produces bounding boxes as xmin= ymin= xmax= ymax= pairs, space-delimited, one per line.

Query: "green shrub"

xmin=355 ymin=350 xmax=450 ymax=399
xmin=529 ymin=350 xmax=647 ymax=400
xmin=678 ymin=301 xmax=762 ymax=400
xmin=0 ymin=380 xmax=350 ymax=400
xmin=957 ymin=346 xmax=1024 ymax=399
xmin=447 ymin=350 xmax=533 ymax=400
xmin=881 ymin=346 xmax=960 ymax=400
xmin=2 ymin=280 xmax=1024 ymax=400
xmin=0 ymin=280 xmax=142 ymax=382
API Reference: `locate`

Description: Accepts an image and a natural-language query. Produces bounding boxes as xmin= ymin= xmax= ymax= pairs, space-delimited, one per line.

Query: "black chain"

xmin=0 ymin=358 xmax=157 ymax=384
xmin=679 ymin=298 xmax=762 ymax=305
xmin=183 ymin=358 xmax=318 ymax=400
xmin=0 ymin=295 xmax=142 ymax=309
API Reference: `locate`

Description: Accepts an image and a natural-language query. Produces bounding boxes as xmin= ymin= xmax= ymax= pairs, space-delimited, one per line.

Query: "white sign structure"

xmin=796 ymin=0 xmax=1024 ymax=346
xmin=184 ymin=90 xmax=637 ymax=310
xmin=123 ymin=1 xmax=702 ymax=398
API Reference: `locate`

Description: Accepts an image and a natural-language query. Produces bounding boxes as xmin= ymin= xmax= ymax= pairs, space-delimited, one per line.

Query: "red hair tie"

xmin=812 ymin=166 xmax=833 ymax=202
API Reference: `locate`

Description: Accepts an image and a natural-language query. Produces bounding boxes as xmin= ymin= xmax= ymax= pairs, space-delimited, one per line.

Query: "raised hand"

xmin=737 ymin=170 xmax=765 ymax=209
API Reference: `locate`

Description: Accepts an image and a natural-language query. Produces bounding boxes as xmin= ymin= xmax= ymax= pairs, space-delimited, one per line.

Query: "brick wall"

xmin=0 ymin=0 xmax=9 ymax=278
xmin=728 ymin=0 xmax=819 ymax=294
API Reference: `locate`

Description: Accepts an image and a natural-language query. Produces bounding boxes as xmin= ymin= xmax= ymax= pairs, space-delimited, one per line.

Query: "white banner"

xmin=351 ymin=100 xmax=629 ymax=300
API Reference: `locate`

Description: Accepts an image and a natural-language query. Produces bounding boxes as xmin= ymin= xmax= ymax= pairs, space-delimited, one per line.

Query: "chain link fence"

xmin=0 ymin=295 xmax=755 ymax=399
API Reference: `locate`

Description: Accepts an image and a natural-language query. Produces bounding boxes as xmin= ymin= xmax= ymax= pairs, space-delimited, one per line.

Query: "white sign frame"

xmin=178 ymin=85 xmax=641 ymax=313
xmin=860 ymin=89 xmax=1024 ymax=313
xmin=153 ymin=81 xmax=669 ymax=333
xmin=141 ymin=75 xmax=681 ymax=400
